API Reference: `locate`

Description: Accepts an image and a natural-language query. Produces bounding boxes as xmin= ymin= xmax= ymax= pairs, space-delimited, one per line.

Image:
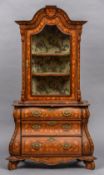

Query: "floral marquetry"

xmin=15 ymin=5 xmax=87 ymax=102
xmin=8 ymin=6 xmax=95 ymax=170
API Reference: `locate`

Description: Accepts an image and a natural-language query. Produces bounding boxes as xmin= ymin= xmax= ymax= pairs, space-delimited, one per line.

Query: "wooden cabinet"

xmin=7 ymin=6 xmax=95 ymax=170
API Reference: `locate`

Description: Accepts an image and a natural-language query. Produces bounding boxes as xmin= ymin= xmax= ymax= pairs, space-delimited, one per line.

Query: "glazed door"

xmin=31 ymin=25 xmax=71 ymax=96
xmin=26 ymin=24 xmax=77 ymax=103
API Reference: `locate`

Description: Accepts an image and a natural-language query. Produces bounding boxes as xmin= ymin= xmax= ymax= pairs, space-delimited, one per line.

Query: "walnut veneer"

xmin=7 ymin=6 xmax=95 ymax=170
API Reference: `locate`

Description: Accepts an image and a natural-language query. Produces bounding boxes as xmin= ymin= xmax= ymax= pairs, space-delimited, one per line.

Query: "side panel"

xmin=9 ymin=109 xmax=21 ymax=156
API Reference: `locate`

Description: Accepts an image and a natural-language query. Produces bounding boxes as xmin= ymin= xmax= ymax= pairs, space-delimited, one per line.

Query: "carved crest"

xmin=15 ymin=5 xmax=87 ymax=28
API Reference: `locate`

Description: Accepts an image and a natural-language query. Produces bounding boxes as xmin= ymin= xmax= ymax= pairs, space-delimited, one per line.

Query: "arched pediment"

xmin=15 ymin=6 xmax=87 ymax=31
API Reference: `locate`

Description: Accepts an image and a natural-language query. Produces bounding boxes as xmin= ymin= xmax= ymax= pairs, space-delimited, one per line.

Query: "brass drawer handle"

xmin=32 ymin=124 xmax=41 ymax=130
xmin=62 ymin=123 xmax=72 ymax=130
xmin=63 ymin=143 xmax=72 ymax=150
xmin=63 ymin=111 xmax=72 ymax=117
xmin=32 ymin=142 xmax=41 ymax=150
xmin=47 ymin=121 xmax=57 ymax=126
xmin=48 ymin=137 xmax=56 ymax=142
xmin=31 ymin=111 xmax=41 ymax=117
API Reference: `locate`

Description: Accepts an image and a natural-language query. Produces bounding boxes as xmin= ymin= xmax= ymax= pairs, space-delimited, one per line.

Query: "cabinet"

xmin=7 ymin=6 xmax=95 ymax=170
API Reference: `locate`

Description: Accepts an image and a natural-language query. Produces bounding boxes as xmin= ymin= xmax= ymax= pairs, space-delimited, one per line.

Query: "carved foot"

xmin=8 ymin=161 xmax=19 ymax=170
xmin=84 ymin=160 xmax=95 ymax=170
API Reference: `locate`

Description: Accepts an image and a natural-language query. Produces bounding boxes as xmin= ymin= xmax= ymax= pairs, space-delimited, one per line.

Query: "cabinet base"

xmin=7 ymin=156 xmax=96 ymax=170
xmin=8 ymin=103 xmax=95 ymax=170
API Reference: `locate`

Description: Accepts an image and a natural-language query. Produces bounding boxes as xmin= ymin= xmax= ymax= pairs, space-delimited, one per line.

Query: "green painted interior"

xmin=31 ymin=56 xmax=70 ymax=73
xmin=31 ymin=25 xmax=70 ymax=96
xmin=31 ymin=25 xmax=70 ymax=55
xmin=32 ymin=76 xmax=70 ymax=95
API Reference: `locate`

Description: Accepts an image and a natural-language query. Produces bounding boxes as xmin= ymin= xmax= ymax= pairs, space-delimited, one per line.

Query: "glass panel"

xmin=32 ymin=77 xmax=70 ymax=95
xmin=31 ymin=25 xmax=70 ymax=55
xmin=31 ymin=56 xmax=70 ymax=74
xmin=31 ymin=25 xmax=70 ymax=96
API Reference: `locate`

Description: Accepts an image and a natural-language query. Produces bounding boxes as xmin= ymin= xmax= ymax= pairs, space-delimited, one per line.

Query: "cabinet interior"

xmin=31 ymin=25 xmax=70 ymax=96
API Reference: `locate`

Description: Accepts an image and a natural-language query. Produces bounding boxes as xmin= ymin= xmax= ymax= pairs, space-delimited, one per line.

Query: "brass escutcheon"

xmin=47 ymin=108 xmax=53 ymax=111
xmin=32 ymin=124 xmax=41 ymax=130
xmin=47 ymin=121 xmax=57 ymax=126
xmin=63 ymin=110 xmax=72 ymax=117
xmin=32 ymin=111 xmax=41 ymax=117
xmin=63 ymin=143 xmax=72 ymax=150
xmin=48 ymin=137 xmax=55 ymax=142
xmin=62 ymin=123 xmax=72 ymax=130
xmin=32 ymin=142 xmax=41 ymax=150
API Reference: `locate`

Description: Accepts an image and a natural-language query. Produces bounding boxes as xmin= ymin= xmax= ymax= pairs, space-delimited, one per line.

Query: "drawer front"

xmin=22 ymin=108 xmax=81 ymax=120
xmin=22 ymin=121 xmax=81 ymax=136
xmin=22 ymin=137 xmax=81 ymax=155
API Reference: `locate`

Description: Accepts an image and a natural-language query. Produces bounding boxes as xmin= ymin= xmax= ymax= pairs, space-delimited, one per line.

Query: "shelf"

xmin=31 ymin=53 xmax=70 ymax=57
xmin=32 ymin=76 xmax=70 ymax=95
xmin=32 ymin=73 xmax=70 ymax=77
xmin=31 ymin=25 xmax=70 ymax=96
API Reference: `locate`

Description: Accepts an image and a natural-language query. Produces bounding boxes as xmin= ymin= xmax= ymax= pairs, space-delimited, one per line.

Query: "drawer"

xmin=22 ymin=107 xmax=81 ymax=120
xmin=22 ymin=137 xmax=81 ymax=155
xmin=22 ymin=121 xmax=81 ymax=136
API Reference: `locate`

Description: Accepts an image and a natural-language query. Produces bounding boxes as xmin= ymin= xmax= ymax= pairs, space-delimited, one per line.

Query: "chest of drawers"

xmin=8 ymin=103 xmax=95 ymax=170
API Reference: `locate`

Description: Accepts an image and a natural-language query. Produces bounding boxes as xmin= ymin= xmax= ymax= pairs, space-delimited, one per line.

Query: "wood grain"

xmin=8 ymin=6 xmax=95 ymax=170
